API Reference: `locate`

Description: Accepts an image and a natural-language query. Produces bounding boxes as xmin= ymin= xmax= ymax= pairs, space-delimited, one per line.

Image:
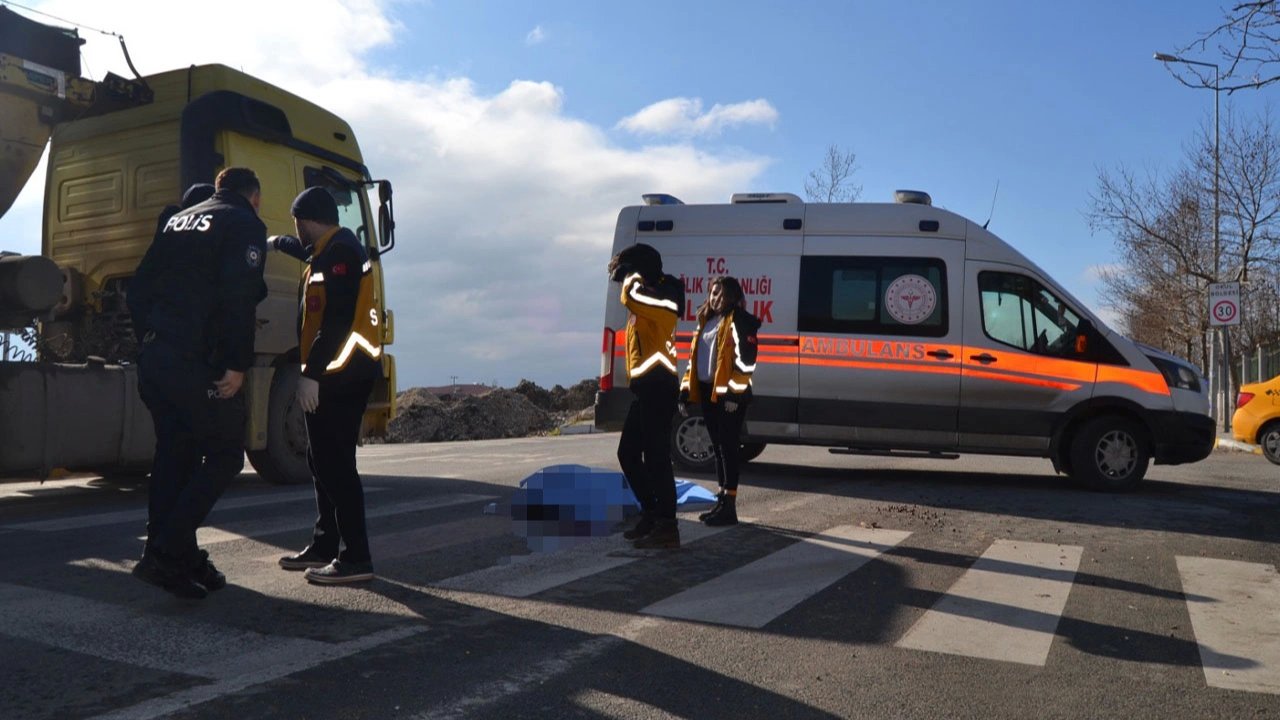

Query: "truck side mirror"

xmin=376 ymin=180 xmax=395 ymax=254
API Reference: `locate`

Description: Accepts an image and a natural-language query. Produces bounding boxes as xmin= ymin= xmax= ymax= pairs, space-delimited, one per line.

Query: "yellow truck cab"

xmin=0 ymin=55 xmax=397 ymax=484
xmin=596 ymin=191 xmax=1214 ymax=490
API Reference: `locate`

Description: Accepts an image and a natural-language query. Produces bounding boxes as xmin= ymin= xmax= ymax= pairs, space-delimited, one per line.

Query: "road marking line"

xmin=1177 ymin=556 xmax=1280 ymax=695
xmin=131 ymin=493 xmax=494 ymax=547
xmin=433 ymin=519 xmax=732 ymax=598
xmin=3 ymin=487 xmax=383 ymax=533
xmin=642 ymin=526 xmax=911 ymax=628
xmin=89 ymin=625 xmax=425 ymax=720
xmin=895 ymin=539 xmax=1083 ymax=666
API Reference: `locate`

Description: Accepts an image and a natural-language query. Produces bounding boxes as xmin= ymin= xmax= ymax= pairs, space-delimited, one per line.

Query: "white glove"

xmin=723 ymin=400 xmax=739 ymax=413
xmin=678 ymin=403 xmax=689 ymax=418
xmin=296 ymin=376 xmax=320 ymax=413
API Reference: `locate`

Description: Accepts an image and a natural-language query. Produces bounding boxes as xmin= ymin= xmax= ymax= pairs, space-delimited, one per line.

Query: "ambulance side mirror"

xmin=1074 ymin=318 xmax=1094 ymax=356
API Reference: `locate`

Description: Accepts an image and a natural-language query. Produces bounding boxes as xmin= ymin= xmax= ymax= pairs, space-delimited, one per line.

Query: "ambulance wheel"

xmin=741 ymin=442 xmax=767 ymax=463
xmin=1068 ymin=416 xmax=1149 ymax=491
xmin=247 ymin=365 xmax=312 ymax=485
xmin=1258 ymin=421 xmax=1280 ymax=465
xmin=671 ymin=413 xmax=716 ymax=472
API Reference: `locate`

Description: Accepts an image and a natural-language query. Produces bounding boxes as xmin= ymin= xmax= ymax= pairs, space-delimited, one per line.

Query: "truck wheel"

xmin=741 ymin=442 xmax=767 ymax=464
xmin=1068 ymin=416 xmax=1150 ymax=491
xmin=670 ymin=412 xmax=716 ymax=472
xmin=1259 ymin=421 xmax=1280 ymax=465
xmin=246 ymin=365 xmax=312 ymax=485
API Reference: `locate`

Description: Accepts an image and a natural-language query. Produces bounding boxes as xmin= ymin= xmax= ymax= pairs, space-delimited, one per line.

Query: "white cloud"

xmin=617 ymin=97 xmax=779 ymax=138
xmin=525 ymin=24 xmax=546 ymax=46
xmin=4 ymin=1 xmax=772 ymax=388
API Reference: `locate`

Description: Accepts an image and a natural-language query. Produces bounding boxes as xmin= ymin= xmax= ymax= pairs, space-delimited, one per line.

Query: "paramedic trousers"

xmin=617 ymin=374 xmax=679 ymax=520
xmin=700 ymin=397 xmax=745 ymax=492
xmin=138 ymin=338 xmax=245 ymax=565
xmin=305 ymin=377 xmax=375 ymax=564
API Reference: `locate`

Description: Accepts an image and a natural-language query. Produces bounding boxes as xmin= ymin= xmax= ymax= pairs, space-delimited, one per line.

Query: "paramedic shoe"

xmin=699 ymin=491 xmax=725 ymax=522
xmin=633 ymin=519 xmax=680 ymax=549
xmin=304 ymin=559 xmax=375 ymax=585
xmin=703 ymin=496 xmax=738 ymax=526
xmin=279 ymin=545 xmax=337 ymax=571
xmin=623 ymin=515 xmax=656 ymax=540
xmin=193 ymin=549 xmax=226 ymax=591
xmin=133 ymin=554 xmax=208 ymax=600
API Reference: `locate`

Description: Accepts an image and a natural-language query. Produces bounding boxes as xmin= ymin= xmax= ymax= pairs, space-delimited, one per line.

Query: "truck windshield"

xmin=303 ymin=166 xmax=371 ymax=246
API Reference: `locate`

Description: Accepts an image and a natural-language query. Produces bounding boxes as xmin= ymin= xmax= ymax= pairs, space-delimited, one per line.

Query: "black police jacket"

xmin=128 ymin=189 xmax=268 ymax=372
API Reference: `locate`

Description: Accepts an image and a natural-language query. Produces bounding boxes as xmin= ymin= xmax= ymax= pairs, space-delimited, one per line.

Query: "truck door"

xmin=797 ymin=237 xmax=965 ymax=448
xmin=958 ymin=263 xmax=1096 ymax=453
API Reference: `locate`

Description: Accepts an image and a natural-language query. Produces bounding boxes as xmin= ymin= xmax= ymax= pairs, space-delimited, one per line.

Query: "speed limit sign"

xmin=1209 ymin=282 xmax=1241 ymax=326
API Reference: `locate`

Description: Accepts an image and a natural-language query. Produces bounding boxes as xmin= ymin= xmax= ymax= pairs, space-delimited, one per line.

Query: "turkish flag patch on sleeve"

xmin=331 ymin=262 xmax=348 ymax=276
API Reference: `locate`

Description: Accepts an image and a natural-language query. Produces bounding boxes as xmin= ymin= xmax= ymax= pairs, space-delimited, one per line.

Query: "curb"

xmin=1215 ymin=436 xmax=1263 ymax=455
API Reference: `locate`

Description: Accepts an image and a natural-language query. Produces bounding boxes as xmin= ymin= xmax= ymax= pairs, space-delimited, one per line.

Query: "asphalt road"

xmin=1 ymin=437 xmax=1278 ymax=720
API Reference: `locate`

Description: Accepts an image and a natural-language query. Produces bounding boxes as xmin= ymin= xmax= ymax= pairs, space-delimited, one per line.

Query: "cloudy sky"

xmin=1 ymin=0 xmax=1266 ymax=388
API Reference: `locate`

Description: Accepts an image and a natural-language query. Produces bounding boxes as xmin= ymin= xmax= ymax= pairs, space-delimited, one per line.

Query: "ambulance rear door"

xmin=797 ymin=206 xmax=966 ymax=448
xmin=636 ymin=203 xmax=801 ymax=440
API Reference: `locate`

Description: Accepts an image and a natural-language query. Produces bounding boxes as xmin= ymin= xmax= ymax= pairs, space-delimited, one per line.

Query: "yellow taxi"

xmin=1233 ymin=375 xmax=1280 ymax=464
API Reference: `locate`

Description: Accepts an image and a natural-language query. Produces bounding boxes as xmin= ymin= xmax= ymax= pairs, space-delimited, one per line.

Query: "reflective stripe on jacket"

xmin=681 ymin=307 xmax=761 ymax=404
xmin=621 ymin=272 xmax=682 ymax=384
xmin=300 ymin=226 xmax=381 ymax=381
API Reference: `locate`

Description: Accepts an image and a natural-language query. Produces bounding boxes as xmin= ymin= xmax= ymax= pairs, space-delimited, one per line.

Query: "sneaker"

xmin=623 ymin=515 xmax=656 ymax=540
xmin=279 ymin=546 xmax=337 ymax=571
xmin=304 ymin=559 xmax=375 ymax=585
xmin=132 ymin=554 xmax=208 ymax=599
xmin=698 ymin=492 xmax=725 ymax=522
xmin=193 ymin=550 xmax=227 ymax=591
xmin=632 ymin=519 xmax=680 ymax=549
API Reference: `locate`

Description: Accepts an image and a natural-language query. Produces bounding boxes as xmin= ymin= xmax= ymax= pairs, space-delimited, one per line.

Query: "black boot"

xmin=633 ymin=519 xmax=680 ymax=549
xmin=699 ymin=491 xmax=725 ymax=522
xmin=623 ymin=514 xmax=656 ymax=540
xmin=704 ymin=495 xmax=738 ymax=526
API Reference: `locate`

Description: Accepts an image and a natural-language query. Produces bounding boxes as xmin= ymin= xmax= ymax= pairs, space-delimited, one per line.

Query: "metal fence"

xmin=1241 ymin=341 xmax=1280 ymax=385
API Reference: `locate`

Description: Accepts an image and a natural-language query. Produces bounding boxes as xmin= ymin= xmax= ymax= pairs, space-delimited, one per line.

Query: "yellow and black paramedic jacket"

xmin=299 ymin=227 xmax=381 ymax=385
xmin=681 ymin=307 xmax=761 ymax=405
xmin=621 ymin=271 xmax=683 ymax=390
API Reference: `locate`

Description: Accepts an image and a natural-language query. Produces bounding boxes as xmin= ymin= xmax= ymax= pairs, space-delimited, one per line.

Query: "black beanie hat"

xmin=181 ymin=183 xmax=215 ymax=209
xmin=290 ymin=187 xmax=339 ymax=224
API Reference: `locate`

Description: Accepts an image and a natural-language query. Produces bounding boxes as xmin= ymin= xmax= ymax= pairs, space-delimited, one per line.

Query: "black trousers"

xmin=138 ymin=340 xmax=245 ymax=564
xmin=700 ymin=397 xmax=746 ymax=492
xmin=617 ymin=374 xmax=678 ymax=520
xmin=305 ymin=377 xmax=375 ymax=563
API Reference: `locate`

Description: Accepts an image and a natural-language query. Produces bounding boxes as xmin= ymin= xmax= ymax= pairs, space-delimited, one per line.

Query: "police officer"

xmin=609 ymin=243 xmax=684 ymax=549
xmin=128 ymin=168 xmax=267 ymax=599
xmin=270 ymin=187 xmax=382 ymax=584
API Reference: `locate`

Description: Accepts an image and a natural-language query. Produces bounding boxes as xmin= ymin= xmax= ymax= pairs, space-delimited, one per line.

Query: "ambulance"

xmin=594 ymin=191 xmax=1215 ymax=490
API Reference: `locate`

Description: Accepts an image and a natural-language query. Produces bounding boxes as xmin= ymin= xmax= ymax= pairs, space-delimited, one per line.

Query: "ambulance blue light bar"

xmin=642 ymin=193 xmax=684 ymax=205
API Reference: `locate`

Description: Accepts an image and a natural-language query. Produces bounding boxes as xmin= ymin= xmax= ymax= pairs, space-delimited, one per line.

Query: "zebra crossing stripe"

xmin=434 ymin=519 xmax=734 ymax=598
xmin=1177 ymin=556 xmax=1280 ymax=695
xmin=641 ymin=525 xmax=912 ymax=628
xmin=895 ymin=539 xmax=1083 ymax=666
xmin=183 ymin=493 xmax=495 ymax=546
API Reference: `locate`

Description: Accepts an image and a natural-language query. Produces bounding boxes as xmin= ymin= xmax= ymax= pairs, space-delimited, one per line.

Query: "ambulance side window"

xmin=799 ymin=256 xmax=948 ymax=337
xmin=979 ymin=272 xmax=1081 ymax=357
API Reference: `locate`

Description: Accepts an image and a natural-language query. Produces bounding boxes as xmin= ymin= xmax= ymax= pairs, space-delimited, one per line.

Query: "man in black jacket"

xmin=128 ymin=167 xmax=268 ymax=599
xmin=270 ymin=187 xmax=382 ymax=584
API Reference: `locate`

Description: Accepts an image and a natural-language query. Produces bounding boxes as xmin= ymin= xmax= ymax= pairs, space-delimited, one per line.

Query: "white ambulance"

xmin=594 ymin=191 xmax=1215 ymax=491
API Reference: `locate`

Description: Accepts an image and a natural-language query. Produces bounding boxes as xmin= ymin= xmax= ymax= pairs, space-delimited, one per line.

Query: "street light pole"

xmin=1155 ymin=52 xmax=1226 ymax=430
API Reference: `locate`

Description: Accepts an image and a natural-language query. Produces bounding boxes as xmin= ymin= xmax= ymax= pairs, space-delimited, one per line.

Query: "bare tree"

xmin=1169 ymin=0 xmax=1280 ymax=93
xmin=804 ymin=144 xmax=862 ymax=202
xmin=1089 ymin=108 xmax=1280 ymax=379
